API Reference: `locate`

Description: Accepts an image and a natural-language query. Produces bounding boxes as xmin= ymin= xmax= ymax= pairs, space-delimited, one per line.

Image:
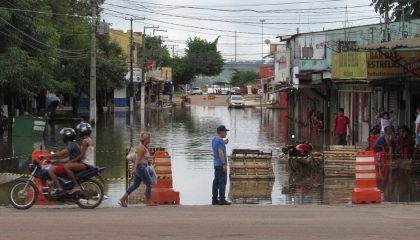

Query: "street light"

xmin=259 ymin=19 xmax=266 ymax=64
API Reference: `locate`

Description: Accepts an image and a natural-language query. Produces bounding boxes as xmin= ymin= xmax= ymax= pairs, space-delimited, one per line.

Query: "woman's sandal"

xmin=118 ymin=199 xmax=128 ymax=207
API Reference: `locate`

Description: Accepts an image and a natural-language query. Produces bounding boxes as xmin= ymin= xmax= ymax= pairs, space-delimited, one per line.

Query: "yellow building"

xmin=109 ymin=28 xmax=142 ymax=66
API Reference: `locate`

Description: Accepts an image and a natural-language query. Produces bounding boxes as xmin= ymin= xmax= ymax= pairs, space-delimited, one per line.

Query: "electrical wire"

xmin=0 ymin=16 xmax=90 ymax=55
xmin=104 ymin=2 xmax=375 ymax=25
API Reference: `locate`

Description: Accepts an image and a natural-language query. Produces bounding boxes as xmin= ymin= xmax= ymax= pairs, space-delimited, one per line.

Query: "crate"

xmin=229 ymin=179 xmax=274 ymax=204
xmin=229 ymin=149 xmax=274 ymax=179
xmin=323 ymin=177 xmax=354 ymax=204
xmin=323 ymin=145 xmax=364 ymax=177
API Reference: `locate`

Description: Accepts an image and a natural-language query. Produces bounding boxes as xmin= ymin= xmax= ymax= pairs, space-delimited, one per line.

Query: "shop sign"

xmin=331 ymin=52 xmax=368 ymax=79
xmin=367 ymin=51 xmax=404 ymax=79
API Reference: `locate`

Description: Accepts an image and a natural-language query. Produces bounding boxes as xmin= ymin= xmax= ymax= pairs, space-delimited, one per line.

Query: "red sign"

xmin=146 ymin=60 xmax=154 ymax=72
xmin=259 ymin=66 xmax=274 ymax=78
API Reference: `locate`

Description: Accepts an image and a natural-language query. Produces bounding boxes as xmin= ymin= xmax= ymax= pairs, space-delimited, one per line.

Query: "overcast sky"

xmin=101 ymin=0 xmax=380 ymax=61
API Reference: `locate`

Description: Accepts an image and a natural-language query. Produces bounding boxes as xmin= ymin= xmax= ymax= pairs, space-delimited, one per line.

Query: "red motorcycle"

xmin=9 ymin=148 xmax=105 ymax=210
xmin=282 ymin=141 xmax=323 ymax=172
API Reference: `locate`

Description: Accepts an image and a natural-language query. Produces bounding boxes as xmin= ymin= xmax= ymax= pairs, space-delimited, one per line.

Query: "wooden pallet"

xmin=323 ymin=177 xmax=354 ymax=204
xmin=323 ymin=145 xmax=364 ymax=177
xmin=230 ymin=149 xmax=274 ymax=179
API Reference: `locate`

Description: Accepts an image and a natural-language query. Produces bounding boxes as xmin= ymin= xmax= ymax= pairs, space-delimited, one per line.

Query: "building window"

xmin=302 ymin=47 xmax=314 ymax=59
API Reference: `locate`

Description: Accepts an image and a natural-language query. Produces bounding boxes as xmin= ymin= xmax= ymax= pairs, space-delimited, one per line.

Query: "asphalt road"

xmin=1 ymin=204 xmax=419 ymax=240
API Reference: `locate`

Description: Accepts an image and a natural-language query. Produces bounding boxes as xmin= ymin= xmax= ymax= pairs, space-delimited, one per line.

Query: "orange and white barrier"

xmin=149 ymin=151 xmax=180 ymax=205
xmin=352 ymin=151 xmax=381 ymax=204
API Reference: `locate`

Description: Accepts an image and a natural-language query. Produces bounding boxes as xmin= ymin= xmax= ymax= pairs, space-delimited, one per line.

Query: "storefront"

xmin=331 ymin=46 xmax=420 ymax=144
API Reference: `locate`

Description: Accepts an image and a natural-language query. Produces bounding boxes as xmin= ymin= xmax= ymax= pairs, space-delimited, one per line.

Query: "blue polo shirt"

xmin=212 ymin=136 xmax=227 ymax=167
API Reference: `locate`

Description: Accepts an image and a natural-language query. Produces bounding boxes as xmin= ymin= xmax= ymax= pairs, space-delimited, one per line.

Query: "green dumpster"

xmin=12 ymin=115 xmax=46 ymax=137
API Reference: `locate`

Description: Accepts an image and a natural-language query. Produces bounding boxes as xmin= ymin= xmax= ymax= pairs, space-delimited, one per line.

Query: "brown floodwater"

xmin=0 ymin=106 xmax=419 ymax=206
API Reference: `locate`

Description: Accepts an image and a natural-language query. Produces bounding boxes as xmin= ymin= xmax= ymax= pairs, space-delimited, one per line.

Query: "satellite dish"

xmin=264 ymin=39 xmax=271 ymax=45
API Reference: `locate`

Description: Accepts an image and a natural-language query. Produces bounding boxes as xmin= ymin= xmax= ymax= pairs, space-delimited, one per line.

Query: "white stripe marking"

xmin=356 ymin=157 xmax=375 ymax=163
xmin=356 ymin=165 xmax=376 ymax=171
xmin=356 ymin=173 xmax=376 ymax=179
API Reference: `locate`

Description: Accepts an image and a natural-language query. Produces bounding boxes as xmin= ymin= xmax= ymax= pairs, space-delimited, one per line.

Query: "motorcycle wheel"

xmin=9 ymin=180 xmax=38 ymax=210
xmin=75 ymin=179 xmax=104 ymax=209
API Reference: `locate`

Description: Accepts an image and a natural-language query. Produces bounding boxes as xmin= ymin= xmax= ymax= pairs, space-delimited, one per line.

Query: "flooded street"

xmin=1 ymin=106 xmax=419 ymax=206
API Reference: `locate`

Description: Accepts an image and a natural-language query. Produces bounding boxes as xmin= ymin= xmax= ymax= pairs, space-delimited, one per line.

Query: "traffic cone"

xmin=148 ymin=151 xmax=180 ymax=205
xmin=352 ymin=151 xmax=381 ymax=204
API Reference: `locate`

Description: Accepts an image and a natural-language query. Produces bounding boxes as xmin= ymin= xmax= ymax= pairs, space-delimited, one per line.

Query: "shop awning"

xmin=360 ymin=37 xmax=420 ymax=50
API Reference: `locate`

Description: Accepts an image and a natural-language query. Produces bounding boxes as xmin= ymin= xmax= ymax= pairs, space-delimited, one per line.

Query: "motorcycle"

xmin=282 ymin=141 xmax=323 ymax=173
xmin=9 ymin=149 xmax=106 ymax=210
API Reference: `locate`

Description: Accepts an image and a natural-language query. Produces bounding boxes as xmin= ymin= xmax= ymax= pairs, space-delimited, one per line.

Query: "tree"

xmin=186 ymin=37 xmax=224 ymax=76
xmin=172 ymin=37 xmax=224 ymax=85
xmin=142 ymin=36 xmax=171 ymax=67
xmin=230 ymin=70 xmax=259 ymax=87
xmin=371 ymin=0 xmax=420 ymax=19
xmin=0 ymin=0 xmax=127 ymax=115
xmin=172 ymin=56 xmax=194 ymax=85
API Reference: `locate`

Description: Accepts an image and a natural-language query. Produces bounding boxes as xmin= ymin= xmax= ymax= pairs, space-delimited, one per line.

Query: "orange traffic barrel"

xmin=148 ymin=151 xmax=180 ymax=205
xmin=352 ymin=151 xmax=381 ymax=204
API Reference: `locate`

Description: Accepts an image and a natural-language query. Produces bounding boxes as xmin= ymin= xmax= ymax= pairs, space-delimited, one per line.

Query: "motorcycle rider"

xmin=64 ymin=122 xmax=94 ymax=195
xmin=47 ymin=128 xmax=81 ymax=195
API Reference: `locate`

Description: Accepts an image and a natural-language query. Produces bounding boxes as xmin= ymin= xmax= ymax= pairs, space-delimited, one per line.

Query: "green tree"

xmin=172 ymin=56 xmax=194 ymax=85
xmin=0 ymin=0 xmax=127 ymax=115
xmin=142 ymin=35 xmax=171 ymax=67
xmin=371 ymin=0 xmax=420 ymax=19
xmin=172 ymin=37 xmax=224 ymax=85
xmin=230 ymin=70 xmax=259 ymax=87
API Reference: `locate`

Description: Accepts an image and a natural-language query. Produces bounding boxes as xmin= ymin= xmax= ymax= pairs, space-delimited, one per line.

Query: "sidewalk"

xmin=1 ymin=204 xmax=419 ymax=240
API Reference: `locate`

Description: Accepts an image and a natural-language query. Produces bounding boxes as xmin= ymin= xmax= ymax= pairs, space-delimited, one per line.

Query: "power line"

xmin=120 ymin=0 xmax=368 ymax=13
xmin=125 ymin=0 xmax=347 ymax=8
xmin=102 ymin=8 xmax=281 ymax=36
xmin=104 ymin=2 xmax=374 ymax=25
xmin=0 ymin=6 xmax=89 ymax=18
xmin=0 ymin=16 xmax=90 ymax=55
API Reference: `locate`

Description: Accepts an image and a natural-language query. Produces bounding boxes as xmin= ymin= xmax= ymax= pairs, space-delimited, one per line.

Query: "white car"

xmin=228 ymin=95 xmax=245 ymax=108
xmin=191 ymin=87 xmax=203 ymax=95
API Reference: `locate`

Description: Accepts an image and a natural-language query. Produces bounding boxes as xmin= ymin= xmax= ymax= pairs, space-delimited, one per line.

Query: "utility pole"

xmin=167 ymin=44 xmax=177 ymax=65
xmin=401 ymin=7 xmax=406 ymax=39
xmin=89 ymin=0 xmax=97 ymax=124
xmin=140 ymin=25 xmax=159 ymax=111
xmin=129 ymin=18 xmax=134 ymax=112
xmin=259 ymin=19 xmax=266 ymax=64
xmin=234 ymin=30 xmax=237 ymax=63
xmin=383 ymin=10 xmax=390 ymax=42
xmin=125 ymin=17 xmax=145 ymax=112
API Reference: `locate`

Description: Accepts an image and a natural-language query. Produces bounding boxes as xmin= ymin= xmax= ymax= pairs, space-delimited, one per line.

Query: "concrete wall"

xmin=114 ymin=87 xmax=127 ymax=107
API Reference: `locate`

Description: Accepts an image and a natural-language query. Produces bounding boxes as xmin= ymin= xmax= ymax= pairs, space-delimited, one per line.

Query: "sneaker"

xmin=218 ymin=200 xmax=232 ymax=205
xmin=212 ymin=200 xmax=219 ymax=205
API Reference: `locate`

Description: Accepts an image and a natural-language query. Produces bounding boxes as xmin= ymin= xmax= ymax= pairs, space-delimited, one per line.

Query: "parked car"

xmin=228 ymin=95 xmax=245 ymax=108
xmin=191 ymin=87 xmax=203 ymax=95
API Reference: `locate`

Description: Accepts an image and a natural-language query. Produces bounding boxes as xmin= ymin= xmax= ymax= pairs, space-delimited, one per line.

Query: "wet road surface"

xmin=1 ymin=106 xmax=419 ymax=206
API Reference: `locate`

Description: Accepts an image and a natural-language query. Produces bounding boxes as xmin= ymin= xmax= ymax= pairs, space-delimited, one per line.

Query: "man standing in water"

xmin=333 ymin=108 xmax=351 ymax=145
xmin=212 ymin=125 xmax=231 ymax=205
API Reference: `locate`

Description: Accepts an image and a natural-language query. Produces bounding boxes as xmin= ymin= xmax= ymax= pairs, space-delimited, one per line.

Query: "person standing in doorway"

xmin=211 ymin=125 xmax=231 ymax=205
xmin=376 ymin=111 xmax=393 ymax=136
xmin=416 ymin=107 xmax=420 ymax=147
xmin=333 ymin=108 xmax=351 ymax=145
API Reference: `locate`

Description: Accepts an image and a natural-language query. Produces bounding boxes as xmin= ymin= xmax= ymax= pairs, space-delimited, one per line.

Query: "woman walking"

xmin=119 ymin=132 xmax=154 ymax=207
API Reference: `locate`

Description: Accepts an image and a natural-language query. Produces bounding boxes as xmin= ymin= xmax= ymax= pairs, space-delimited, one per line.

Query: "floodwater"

xmin=1 ymin=106 xmax=419 ymax=206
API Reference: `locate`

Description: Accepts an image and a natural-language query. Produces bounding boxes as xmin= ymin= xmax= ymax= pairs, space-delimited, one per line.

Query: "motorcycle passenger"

xmin=64 ymin=122 xmax=94 ymax=195
xmin=47 ymin=128 xmax=81 ymax=195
